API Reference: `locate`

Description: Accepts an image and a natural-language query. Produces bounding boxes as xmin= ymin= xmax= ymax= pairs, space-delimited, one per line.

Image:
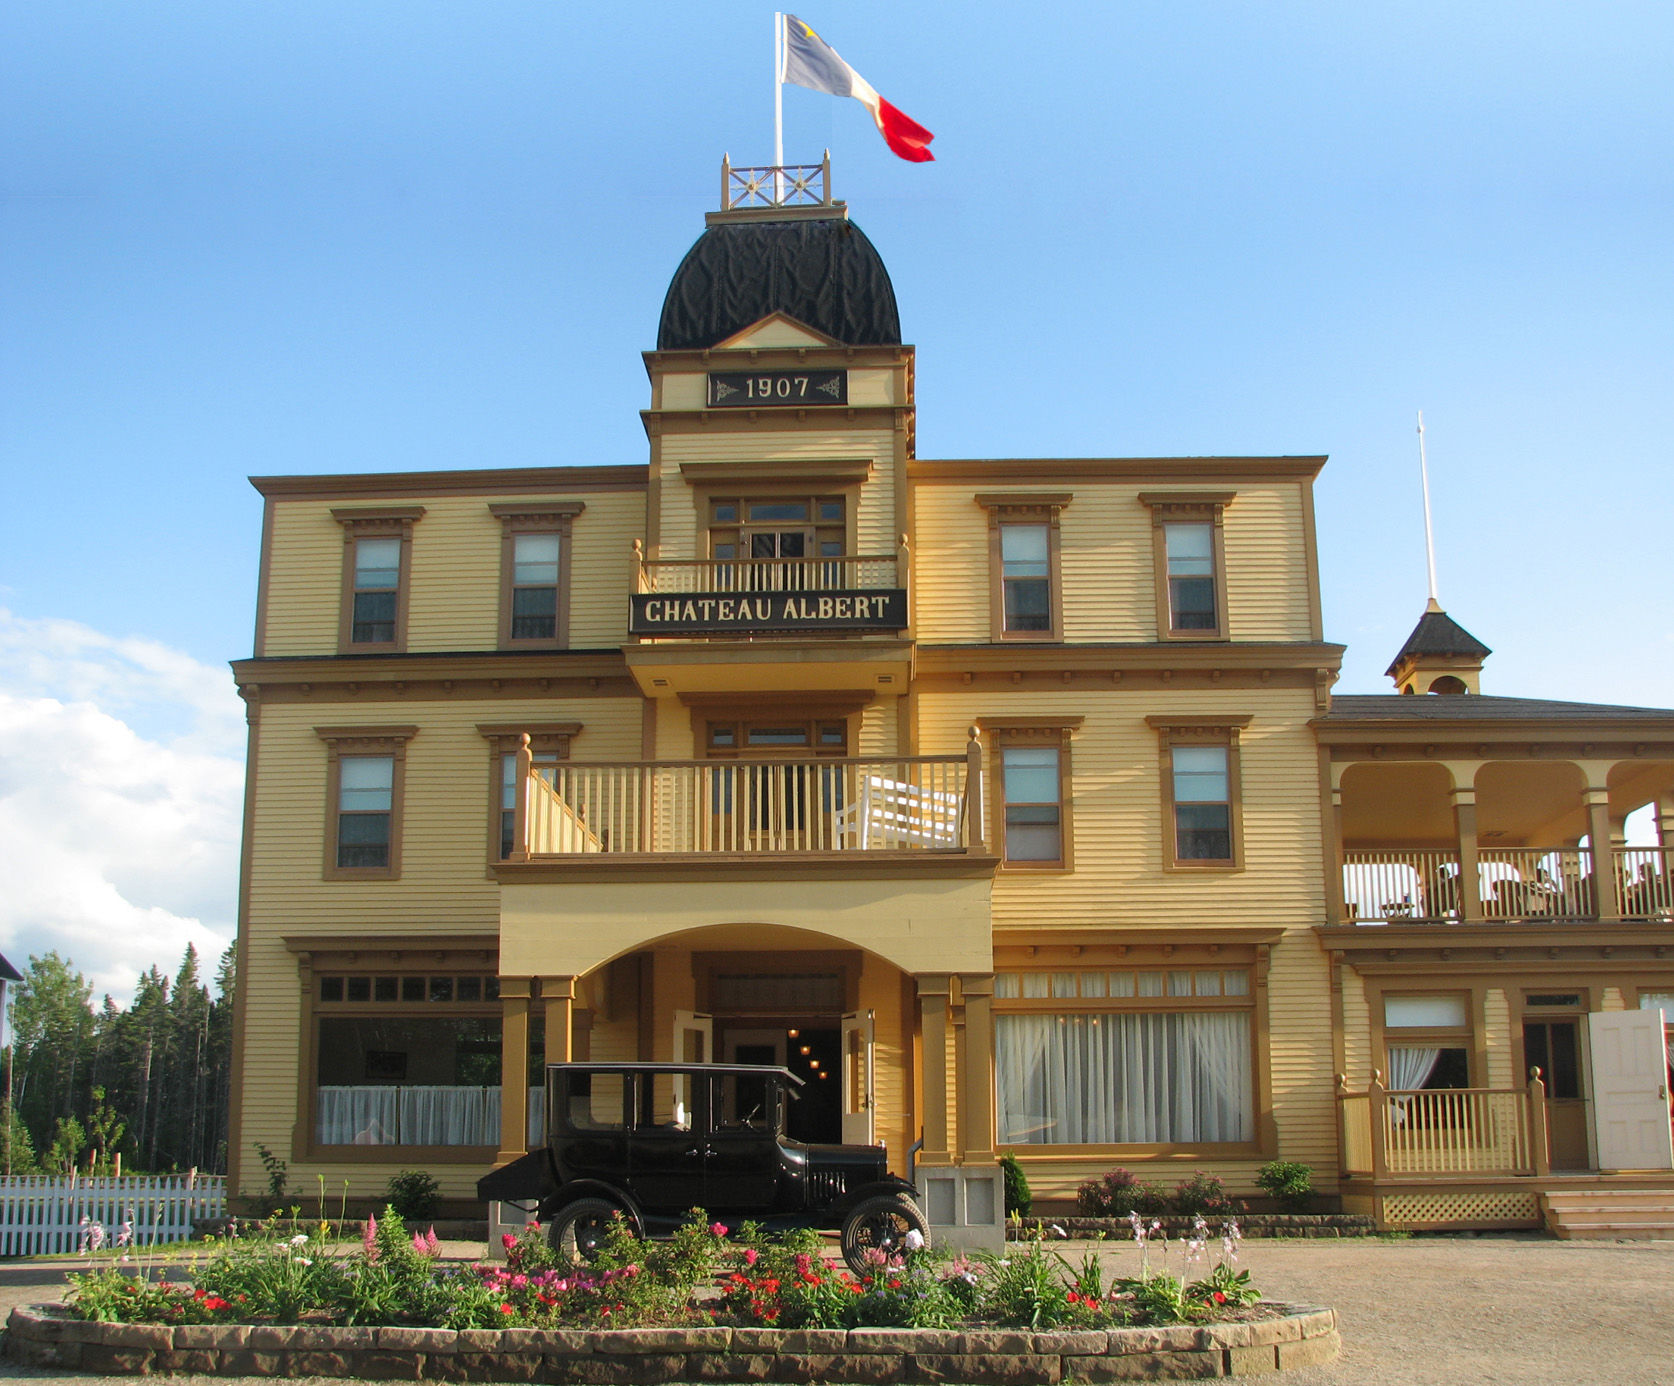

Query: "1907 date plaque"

xmin=707 ymin=369 xmax=848 ymax=407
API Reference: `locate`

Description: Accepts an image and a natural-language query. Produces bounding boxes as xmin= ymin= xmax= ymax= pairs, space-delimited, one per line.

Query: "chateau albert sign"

xmin=630 ymin=588 xmax=908 ymax=636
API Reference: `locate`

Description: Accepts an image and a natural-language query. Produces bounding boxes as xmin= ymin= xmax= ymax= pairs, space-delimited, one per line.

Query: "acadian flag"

xmin=781 ymin=15 xmax=935 ymax=163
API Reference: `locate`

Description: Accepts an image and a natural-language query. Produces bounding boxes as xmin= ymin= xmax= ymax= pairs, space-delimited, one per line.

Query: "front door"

xmin=1589 ymin=1010 xmax=1674 ymax=1171
xmin=841 ymin=1010 xmax=876 ymax=1145
xmin=1523 ymin=1019 xmax=1588 ymax=1170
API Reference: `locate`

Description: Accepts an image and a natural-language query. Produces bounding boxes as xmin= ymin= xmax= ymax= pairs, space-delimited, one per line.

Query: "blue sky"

xmin=1 ymin=2 xmax=1670 ymax=993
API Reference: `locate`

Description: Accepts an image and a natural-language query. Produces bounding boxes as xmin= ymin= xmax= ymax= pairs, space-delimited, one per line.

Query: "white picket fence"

xmin=0 ymin=1174 xmax=226 ymax=1256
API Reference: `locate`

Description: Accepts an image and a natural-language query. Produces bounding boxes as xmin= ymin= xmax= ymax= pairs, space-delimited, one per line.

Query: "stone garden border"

xmin=6 ymin=1304 xmax=1338 ymax=1381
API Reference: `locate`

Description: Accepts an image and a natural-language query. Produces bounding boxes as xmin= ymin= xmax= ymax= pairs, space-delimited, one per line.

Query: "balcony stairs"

xmin=1540 ymin=1180 xmax=1674 ymax=1240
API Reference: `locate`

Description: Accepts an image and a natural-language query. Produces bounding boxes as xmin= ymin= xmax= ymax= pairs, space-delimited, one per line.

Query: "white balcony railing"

xmin=1341 ymin=846 xmax=1672 ymax=924
xmin=636 ymin=554 xmax=902 ymax=596
xmin=1337 ymin=1072 xmax=1551 ymax=1180
xmin=507 ymin=740 xmax=987 ymax=860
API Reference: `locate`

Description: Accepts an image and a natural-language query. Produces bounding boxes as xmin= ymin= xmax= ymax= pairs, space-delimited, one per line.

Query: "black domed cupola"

xmin=657 ymin=202 xmax=900 ymax=351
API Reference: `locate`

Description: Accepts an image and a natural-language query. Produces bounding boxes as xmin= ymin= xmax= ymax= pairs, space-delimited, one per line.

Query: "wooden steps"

xmin=1541 ymin=1186 xmax=1674 ymax=1239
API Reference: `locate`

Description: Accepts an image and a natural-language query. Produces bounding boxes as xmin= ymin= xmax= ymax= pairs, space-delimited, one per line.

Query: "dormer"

xmin=1386 ymin=600 xmax=1492 ymax=695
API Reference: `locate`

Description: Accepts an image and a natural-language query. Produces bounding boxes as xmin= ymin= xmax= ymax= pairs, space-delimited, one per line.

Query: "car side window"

xmin=563 ymin=1071 xmax=628 ymax=1133
xmin=711 ymin=1071 xmax=779 ymax=1132
xmin=637 ymin=1072 xmax=695 ymax=1132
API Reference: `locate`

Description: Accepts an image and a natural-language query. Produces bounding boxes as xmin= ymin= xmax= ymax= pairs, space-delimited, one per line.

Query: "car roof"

xmin=546 ymin=1061 xmax=805 ymax=1087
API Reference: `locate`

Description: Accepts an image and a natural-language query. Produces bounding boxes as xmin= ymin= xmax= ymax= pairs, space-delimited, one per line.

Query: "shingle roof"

xmin=1324 ymin=694 xmax=1674 ymax=723
xmin=1385 ymin=607 xmax=1492 ymax=677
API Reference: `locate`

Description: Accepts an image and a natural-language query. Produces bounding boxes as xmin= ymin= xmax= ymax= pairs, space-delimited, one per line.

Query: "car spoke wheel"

xmin=546 ymin=1198 xmax=625 ymax=1266
xmin=840 ymin=1194 xmax=929 ymax=1273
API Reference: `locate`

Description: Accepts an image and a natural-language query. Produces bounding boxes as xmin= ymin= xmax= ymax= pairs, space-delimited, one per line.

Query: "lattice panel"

xmin=1383 ymin=1191 xmax=1540 ymax=1225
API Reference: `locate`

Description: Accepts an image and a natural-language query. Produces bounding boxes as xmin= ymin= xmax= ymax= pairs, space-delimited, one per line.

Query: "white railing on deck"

xmin=1342 ymin=849 xmax=1462 ymax=922
xmin=1476 ymin=848 xmax=1594 ymax=919
xmin=636 ymin=555 xmax=902 ymax=595
xmin=524 ymin=755 xmax=974 ymax=856
xmin=0 ymin=1174 xmax=225 ymax=1255
xmin=1616 ymin=847 xmax=1674 ymax=920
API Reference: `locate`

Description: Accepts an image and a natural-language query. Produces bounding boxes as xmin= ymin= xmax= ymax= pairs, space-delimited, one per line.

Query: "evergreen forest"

xmin=1 ymin=947 xmax=235 ymax=1176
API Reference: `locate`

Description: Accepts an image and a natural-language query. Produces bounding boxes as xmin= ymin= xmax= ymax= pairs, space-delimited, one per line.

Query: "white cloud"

xmin=0 ymin=610 xmax=243 ymax=1001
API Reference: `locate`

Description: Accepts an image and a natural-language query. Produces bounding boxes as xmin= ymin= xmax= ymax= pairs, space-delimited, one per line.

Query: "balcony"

xmin=502 ymin=739 xmax=987 ymax=865
xmin=1339 ymin=846 xmax=1674 ymax=925
xmin=1338 ymin=1073 xmax=1551 ymax=1180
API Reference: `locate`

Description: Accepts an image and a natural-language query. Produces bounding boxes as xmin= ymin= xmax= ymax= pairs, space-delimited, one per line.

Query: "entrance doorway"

xmin=721 ymin=1024 xmax=842 ymax=1144
xmin=1523 ymin=1016 xmax=1588 ymax=1169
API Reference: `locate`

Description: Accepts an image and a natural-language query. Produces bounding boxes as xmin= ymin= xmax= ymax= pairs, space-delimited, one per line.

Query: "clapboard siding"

xmin=259 ymin=488 xmax=645 ymax=657
xmin=910 ymin=480 xmax=1315 ymax=644
xmin=916 ymin=688 xmax=1325 ymax=924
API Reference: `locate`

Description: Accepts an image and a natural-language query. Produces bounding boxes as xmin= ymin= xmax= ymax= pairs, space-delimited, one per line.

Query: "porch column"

xmin=917 ymin=975 xmax=952 ymax=1163
xmin=1451 ymin=788 xmax=1484 ymax=923
xmin=542 ymin=975 xmax=576 ymax=1064
xmin=965 ymin=729 xmax=987 ymax=854
xmin=1325 ymin=778 xmax=1348 ymax=924
xmin=958 ymin=973 xmax=997 ymax=1164
xmin=497 ymin=978 xmax=533 ymax=1162
xmin=1584 ymin=787 xmax=1622 ymax=921
xmin=1655 ymin=795 xmax=1674 ymax=848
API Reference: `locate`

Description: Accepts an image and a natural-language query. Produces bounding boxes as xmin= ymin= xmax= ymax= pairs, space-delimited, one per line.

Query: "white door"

xmin=1589 ymin=1010 xmax=1674 ymax=1171
xmin=673 ymin=1010 xmax=714 ymax=1063
xmin=841 ymin=1010 xmax=876 ymax=1145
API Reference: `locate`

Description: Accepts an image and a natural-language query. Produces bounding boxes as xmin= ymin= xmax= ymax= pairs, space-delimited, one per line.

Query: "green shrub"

xmin=1000 ymin=1153 xmax=1032 ymax=1217
xmin=1170 ymin=1171 xmax=1238 ymax=1217
xmin=1075 ymin=1168 xmax=1169 ymax=1218
xmin=385 ymin=1169 xmax=442 ymax=1221
xmin=1255 ymin=1160 xmax=1314 ymax=1212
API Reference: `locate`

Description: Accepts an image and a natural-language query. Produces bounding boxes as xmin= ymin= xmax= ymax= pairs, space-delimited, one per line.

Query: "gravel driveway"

xmin=1 ymin=1234 xmax=1670 ymax=1384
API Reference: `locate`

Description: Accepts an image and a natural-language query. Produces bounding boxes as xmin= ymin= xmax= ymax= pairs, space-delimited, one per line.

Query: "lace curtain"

xmin=317 ymin=1086 xmax=500 ymax=1146
xmin=1385 ymin=1045 xmax=1442 ymax=1092
xmin=996 ymin=1010 xmax=1251 ymax=1145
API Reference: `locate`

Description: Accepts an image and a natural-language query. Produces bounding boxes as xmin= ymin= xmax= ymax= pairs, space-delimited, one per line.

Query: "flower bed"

xmin=19 ymin=1207 xmax=1338 ymax=1378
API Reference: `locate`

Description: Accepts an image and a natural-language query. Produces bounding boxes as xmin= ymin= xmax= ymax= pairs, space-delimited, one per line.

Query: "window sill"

xmin=323 ymin=867 xmax=402 ymax=882
xmin=302 ymin=1144 xmax=497 ymax=1164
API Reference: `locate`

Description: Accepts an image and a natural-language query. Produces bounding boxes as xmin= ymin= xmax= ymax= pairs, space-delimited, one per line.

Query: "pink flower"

xmin=744 ymin=1248 xmax=759 ymax=1266
xmin=502 ymin=1233 xmax=518 ymax=1252
xmin=424 ymin=1227 xmax=440 ymax=1255
xmin=413 ymin=1232 xmax=428 ymax=1254
xmin=363 ymin=1213 xmax=379 ymax=1261
xmin=710 ymin=1222 xmax=728 ymax=1237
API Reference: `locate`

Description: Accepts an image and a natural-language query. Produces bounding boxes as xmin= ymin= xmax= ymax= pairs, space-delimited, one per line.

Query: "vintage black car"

xmin=478 ymin=1062 xmax=927 ymax=1271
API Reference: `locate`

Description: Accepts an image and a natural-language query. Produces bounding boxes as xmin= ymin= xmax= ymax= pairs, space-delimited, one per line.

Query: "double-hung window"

xmin=980 ymin=719 xmax=1081 ymax=869
xmin=977 ymin=493 xmax=1070 ymax=641
xmin=492 ymin=503 xmax=584 ymax=650
xmin=1149 ymin=717 xmax=1249 ymax=870
xmin=333 ymin=507 xmax=423 ymax=653
xmin=1140 ymin=493 xmax=1231 ymax=640
xmin=318 ymin=726 xmax=416 ymax=879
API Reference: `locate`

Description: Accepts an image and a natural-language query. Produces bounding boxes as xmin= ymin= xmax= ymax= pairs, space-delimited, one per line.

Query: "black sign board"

xmin=707 ymin=370 xmax=848 ymax=408
xmin=630 ymin=588 xmax=907 ymax=636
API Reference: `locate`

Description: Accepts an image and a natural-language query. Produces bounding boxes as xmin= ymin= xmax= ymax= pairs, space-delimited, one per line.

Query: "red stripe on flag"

xmin=875 ymin=98 xmax=935 ymax=162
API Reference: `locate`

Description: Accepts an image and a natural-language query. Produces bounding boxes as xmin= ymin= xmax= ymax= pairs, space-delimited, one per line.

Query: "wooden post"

xmin=1369 ymin=1071 xmax=1389 ymax=1182
xmin=1335 ymin=1073 xmax=1351 ymax=1177
xmin=543 ymin=977 xmax=576 ymax=1066
xmin=1585 ymin=789 xmax=1622 ymax=921
xmin=497 ymin=980 xmax=532 ymax=1162
xmin=1527 ymin=1067 xmax=1552 ymax=1177
xmin=964 ymin=728 xmax=987 ymax=854
xmin=509 ymin=734 xmax=533 ymax=863
xmin=1453 ymin=789 xmax=1484 ymax=923
xmin=959 ymin=974 xmax=997 ymax=1164
xmin=917 ymin=975 xmax=951 ymax=1163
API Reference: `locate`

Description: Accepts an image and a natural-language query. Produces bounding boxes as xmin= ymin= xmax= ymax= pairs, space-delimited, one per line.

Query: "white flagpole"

xmin=1417 ymin=410 xmax=1441 ymax=610
xmin=773 ymin=13 xmax=785 ymax=203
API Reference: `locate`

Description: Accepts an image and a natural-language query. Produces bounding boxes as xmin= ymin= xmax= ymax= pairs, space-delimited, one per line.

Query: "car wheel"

xmin=546 ymin=1198 xmax=625 ymax=1266
xmin=839 ymin=1194 xmax=930 ymax=1273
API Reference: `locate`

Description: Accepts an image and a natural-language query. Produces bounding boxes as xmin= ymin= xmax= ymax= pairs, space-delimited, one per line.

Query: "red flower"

xmin=499 ymin=1304 xmax=515 ymax=1315
xmin=888 ymin=1279 xmax=902 ymax=1290
xmin=1212 ymin=1291 xmax=1227 ymax=1304
xmin=1066 ymin=1292 xmax=1080 ymax=1303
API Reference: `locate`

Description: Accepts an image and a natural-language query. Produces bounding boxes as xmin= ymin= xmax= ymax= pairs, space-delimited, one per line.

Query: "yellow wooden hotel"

xmin=228 ymin=163 xmax=1674 ymax=1236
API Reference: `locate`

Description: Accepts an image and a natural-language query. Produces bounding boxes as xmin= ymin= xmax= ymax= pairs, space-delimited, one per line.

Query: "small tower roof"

xmin=1385 ymin=603 xmax=1492 ymax=678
